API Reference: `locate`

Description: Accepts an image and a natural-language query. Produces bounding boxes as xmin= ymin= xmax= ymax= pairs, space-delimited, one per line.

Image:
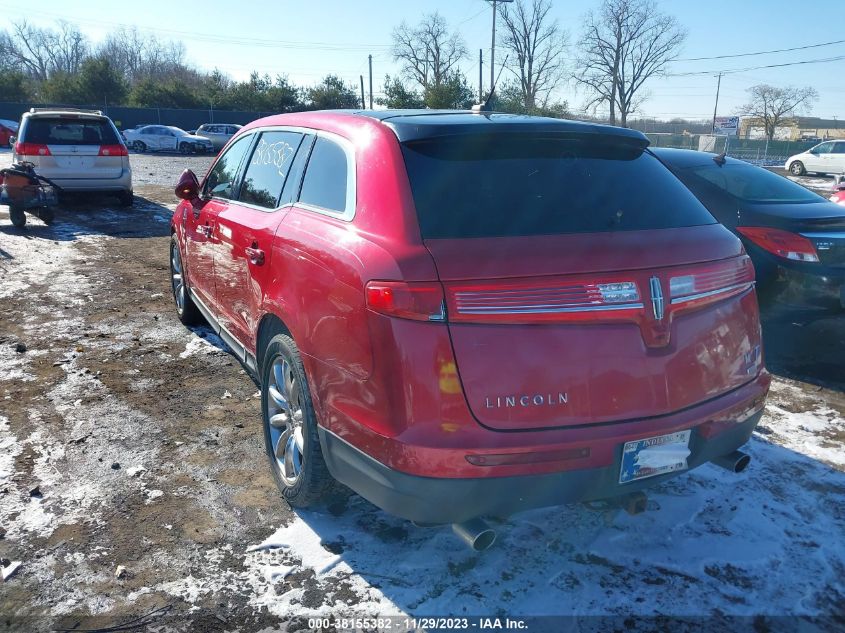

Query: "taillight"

xmin=14 ymin=142 xmax=51 ymax=156
xmin=98 ymin=144 xmax=128 ymax=156
xmin=365 ymin=281 xmax=445 ymax=321
xmin=737 ymin=227 xmax=819 ymax=263
xmin=444 ymin=277 xmax=642 ymax=324
xmin=669 ymin=256 xmax=755 ymax=306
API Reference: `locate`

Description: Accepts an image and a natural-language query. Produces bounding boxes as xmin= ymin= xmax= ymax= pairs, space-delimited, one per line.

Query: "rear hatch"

xmin=15 ymin=115 xmax=126 ymax=180
xmin=401 ymin=133 xmax=762 ymax=430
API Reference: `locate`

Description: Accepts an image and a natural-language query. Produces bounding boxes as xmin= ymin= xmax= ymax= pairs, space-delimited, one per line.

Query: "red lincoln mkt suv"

xmin=170 ymin=110 xmax=770 ymax=550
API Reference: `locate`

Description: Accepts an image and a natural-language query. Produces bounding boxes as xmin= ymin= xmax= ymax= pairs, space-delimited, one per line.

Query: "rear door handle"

xmin=245 ymin=245 xmax=265 ymax=266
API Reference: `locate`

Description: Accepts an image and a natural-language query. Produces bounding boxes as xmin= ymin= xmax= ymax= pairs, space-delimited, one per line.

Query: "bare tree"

xmin=739 ymin=84 xmax=818 ymax=141
xmin=0 ymin=21 xmax=88 ymax=80
xmin=0 ymin=22 xmax=55 ymax=80
xmin=98 ymin=27 xmax=186 ymax=82
xmin=576 ymin=0 xmax=685 ymax=126
xmin=392 ymin=12 xmax=467 ymax=91
xmin=497 ymin=0 xmax=568 ymax=111
xmin=49 ymin=21 xmax=89 ymax=75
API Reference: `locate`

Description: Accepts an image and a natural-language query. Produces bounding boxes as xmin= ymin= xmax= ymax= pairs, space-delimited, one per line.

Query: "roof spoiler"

xmin=29 ymin=107 xmax=103 ymax=116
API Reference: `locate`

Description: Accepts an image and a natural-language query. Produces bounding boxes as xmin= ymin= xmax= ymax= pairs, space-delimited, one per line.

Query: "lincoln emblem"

xmin=485 ymin=393 xmax=569 ymax=408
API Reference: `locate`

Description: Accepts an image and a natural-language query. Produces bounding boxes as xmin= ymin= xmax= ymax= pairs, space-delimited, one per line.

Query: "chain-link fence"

xmin=645 ymin=133 xmax=818 ymax=167
xmin=0 ymin=101 xmax=274 ymax=133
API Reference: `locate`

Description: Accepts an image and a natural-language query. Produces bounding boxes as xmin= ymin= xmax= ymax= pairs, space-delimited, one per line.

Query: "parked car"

xmin=830 ymin=176 xmax=845 ymax=206
xmin=655 ymin=148 xmax=845 ymax=308
xmin=169 ymin=111 xmax=770 ymax=549
xmin=12 ymin=108 xmax=132 ymax=206
xmin=785 ymin=140 xmax=845 ymax=176
xmin=123 ymin=125 xmax=213 ymax=154
xmin=194 ymin=123 xmax=242 ymax=150
xmin=0 ymin=119 xmax=19 ymax=148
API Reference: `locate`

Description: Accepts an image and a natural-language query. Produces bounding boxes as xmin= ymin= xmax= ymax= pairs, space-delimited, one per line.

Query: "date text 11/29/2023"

xmin=307 ymin=617 xmax=529 ymax=631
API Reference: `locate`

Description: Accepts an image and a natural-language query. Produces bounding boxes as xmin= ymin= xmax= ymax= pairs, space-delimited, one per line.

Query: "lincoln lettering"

xmin=485 ymin=393 xmax=569 ymax=408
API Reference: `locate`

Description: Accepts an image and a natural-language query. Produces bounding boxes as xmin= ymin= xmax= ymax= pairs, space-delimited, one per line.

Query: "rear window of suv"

xmin=401 ymin=135 xmax=716 ymax=239
xmin=23 ymin=117 xmax=119 ymax=146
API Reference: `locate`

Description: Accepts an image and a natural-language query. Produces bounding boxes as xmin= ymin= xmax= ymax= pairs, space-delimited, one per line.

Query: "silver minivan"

xmin=12 ymin=108 xmax=133 ymax=206
xmin=785 ymin=140 xmax=845 ymax=176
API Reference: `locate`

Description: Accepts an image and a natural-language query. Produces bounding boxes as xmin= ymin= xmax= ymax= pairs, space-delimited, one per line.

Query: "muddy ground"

xmin=0 ymin=151 xmax=844 ymax=632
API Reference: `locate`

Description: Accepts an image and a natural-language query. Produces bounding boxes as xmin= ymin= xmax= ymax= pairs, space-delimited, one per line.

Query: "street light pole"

xmin=711 ymin=72 xmax=722 ymax=134
xmin=489 ymin=0 xmax=513 ymax=98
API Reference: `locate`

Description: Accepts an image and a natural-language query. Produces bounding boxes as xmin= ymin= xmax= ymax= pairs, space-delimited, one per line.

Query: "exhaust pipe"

xmin=620 ymin=491 xmax=648 ymax=515
xmin=452 ymin=518 xmax=497 ymax=552
xmin=711 ymin=450 xmax=751 ymax=473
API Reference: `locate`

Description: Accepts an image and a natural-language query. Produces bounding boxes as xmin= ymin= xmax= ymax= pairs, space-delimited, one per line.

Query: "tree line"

xmin=0 ymin=0 xmax=821 ymax=134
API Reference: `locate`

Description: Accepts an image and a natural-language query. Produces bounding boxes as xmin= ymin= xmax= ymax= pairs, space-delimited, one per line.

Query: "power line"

xmin=677 ymin=38 xmax=845 ymax=62
xmin=668 ymin=54 xmax=845 ymax=77
xmin=0 ymin=2 xmax=392 ymax=51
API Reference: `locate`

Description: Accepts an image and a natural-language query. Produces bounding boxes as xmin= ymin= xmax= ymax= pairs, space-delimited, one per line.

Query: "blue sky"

xmin=1 ymin=0 xmax=843 ymax=121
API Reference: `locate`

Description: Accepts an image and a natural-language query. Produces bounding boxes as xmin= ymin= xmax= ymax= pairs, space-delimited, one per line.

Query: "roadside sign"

xmin=714 ymin=116 xmax=739 ymax=136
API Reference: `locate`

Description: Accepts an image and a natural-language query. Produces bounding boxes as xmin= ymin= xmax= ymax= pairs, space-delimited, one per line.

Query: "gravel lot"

xmin=1 ymin=150 xmax=844 ymax=631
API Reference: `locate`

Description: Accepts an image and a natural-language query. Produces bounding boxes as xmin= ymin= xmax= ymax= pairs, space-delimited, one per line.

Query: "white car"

xmin=123 ymin=125 xmax=214 ymax=154
xmin=785 ymin=140 xmax=845 ymax=176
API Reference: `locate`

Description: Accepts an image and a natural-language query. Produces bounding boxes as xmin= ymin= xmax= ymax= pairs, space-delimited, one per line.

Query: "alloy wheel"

xmin=265 ymin=357 xmax=305 ymax=486
xmin=170 ymin=242 xmax=185 ymax=314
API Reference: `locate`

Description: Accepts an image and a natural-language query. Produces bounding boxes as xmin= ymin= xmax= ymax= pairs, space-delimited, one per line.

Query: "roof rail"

xmin=29 ymin=107 xmax=104 ymax=116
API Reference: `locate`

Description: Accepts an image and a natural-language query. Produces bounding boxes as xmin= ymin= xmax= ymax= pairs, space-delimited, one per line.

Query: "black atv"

xmin=0 ymin=161 xmax=60 ymax=228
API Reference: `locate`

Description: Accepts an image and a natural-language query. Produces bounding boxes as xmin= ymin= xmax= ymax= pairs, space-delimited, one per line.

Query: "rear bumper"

xmin=49 ymin=170 xmax=132 ymax=193
xmin=765 ymin=262 xmax=845 ymax=308
xmin=320 ymin=411 xmax=763 ymax=524
xmin=319 ymin=373 xmax=769 ymax=524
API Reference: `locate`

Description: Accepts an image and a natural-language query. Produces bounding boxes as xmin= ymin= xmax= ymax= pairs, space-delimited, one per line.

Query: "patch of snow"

xmin=179 ymin=329 xmax=228 ymax=359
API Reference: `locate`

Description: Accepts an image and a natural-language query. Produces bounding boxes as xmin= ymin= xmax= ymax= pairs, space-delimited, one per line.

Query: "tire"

xmin=789 ymin=161 xmax=806 ymax=176
xmin=179 ymin=142 xmax=191 ymax=154
xmin=39 ymin=207 xmax=54 ymax=225
xmin=117 ymin=190 xmax=133 ymax=207
xmin=9 ymin=207 xmax=26 ymax=228
xmin=132 ymin=141 xmax=147 ymax=152
xmin=170 ymin=236 xmax=202 ymax=325
xmin=261 ymin=333 xmax=336 ymax=508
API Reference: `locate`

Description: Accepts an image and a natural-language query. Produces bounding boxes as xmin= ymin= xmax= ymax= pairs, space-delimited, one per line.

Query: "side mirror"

xmin=175 ymin=169 xmax=200 ymax=201
xmin=809 ymin=149 xmax=819 ymax=155
xmin=8 ymin=136 xmax=15 ymax=148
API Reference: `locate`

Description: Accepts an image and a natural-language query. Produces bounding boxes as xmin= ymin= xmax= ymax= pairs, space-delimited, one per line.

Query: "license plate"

xmin=619 ymin=429 xmax=692 ymax=484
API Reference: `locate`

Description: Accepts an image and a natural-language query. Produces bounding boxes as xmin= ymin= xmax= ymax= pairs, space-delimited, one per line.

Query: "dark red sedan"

xmin=0 ymin=119 xmax=18 ymax=148
xmin=169 ymin=110 xmax=770 ymax=549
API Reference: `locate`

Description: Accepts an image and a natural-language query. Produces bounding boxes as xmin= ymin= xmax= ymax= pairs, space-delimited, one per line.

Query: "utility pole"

xmin=368 ymin=54 xmax=373 ymax=109
xmin=711 ymin=72 xmax=722 ymax=134
xmin=489 ymin=0 xmax=513 ymax=97
xmin=360 ymin=75 xmax=365 ymax=110
xmin=479 ymin=49 xmax=483 ymax=102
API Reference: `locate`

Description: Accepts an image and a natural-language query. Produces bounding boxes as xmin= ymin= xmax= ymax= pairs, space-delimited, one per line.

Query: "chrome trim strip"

xmin=457 ymin=302 xmax=644 ymax=315
xmin=670 ymin=282 xmax=754 ymax=305
xmin=799 ymin=232 xmax=845 ymax=239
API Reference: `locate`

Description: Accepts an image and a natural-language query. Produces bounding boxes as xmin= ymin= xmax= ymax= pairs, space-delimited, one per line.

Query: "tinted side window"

xmin=204 ymin=135 xmax=252 ymax=200
xmin=833 ymin=142 xmax=845 ymax=154
xmin=239 ymin=131 xmax=304 ymax=209
xmin=280 ymin=134 xmax=314 ymax=206
xmin=299 ymin=137 xmax=350 ymax=214
xmin=815 ymin=142 xmax=833 ymax=154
